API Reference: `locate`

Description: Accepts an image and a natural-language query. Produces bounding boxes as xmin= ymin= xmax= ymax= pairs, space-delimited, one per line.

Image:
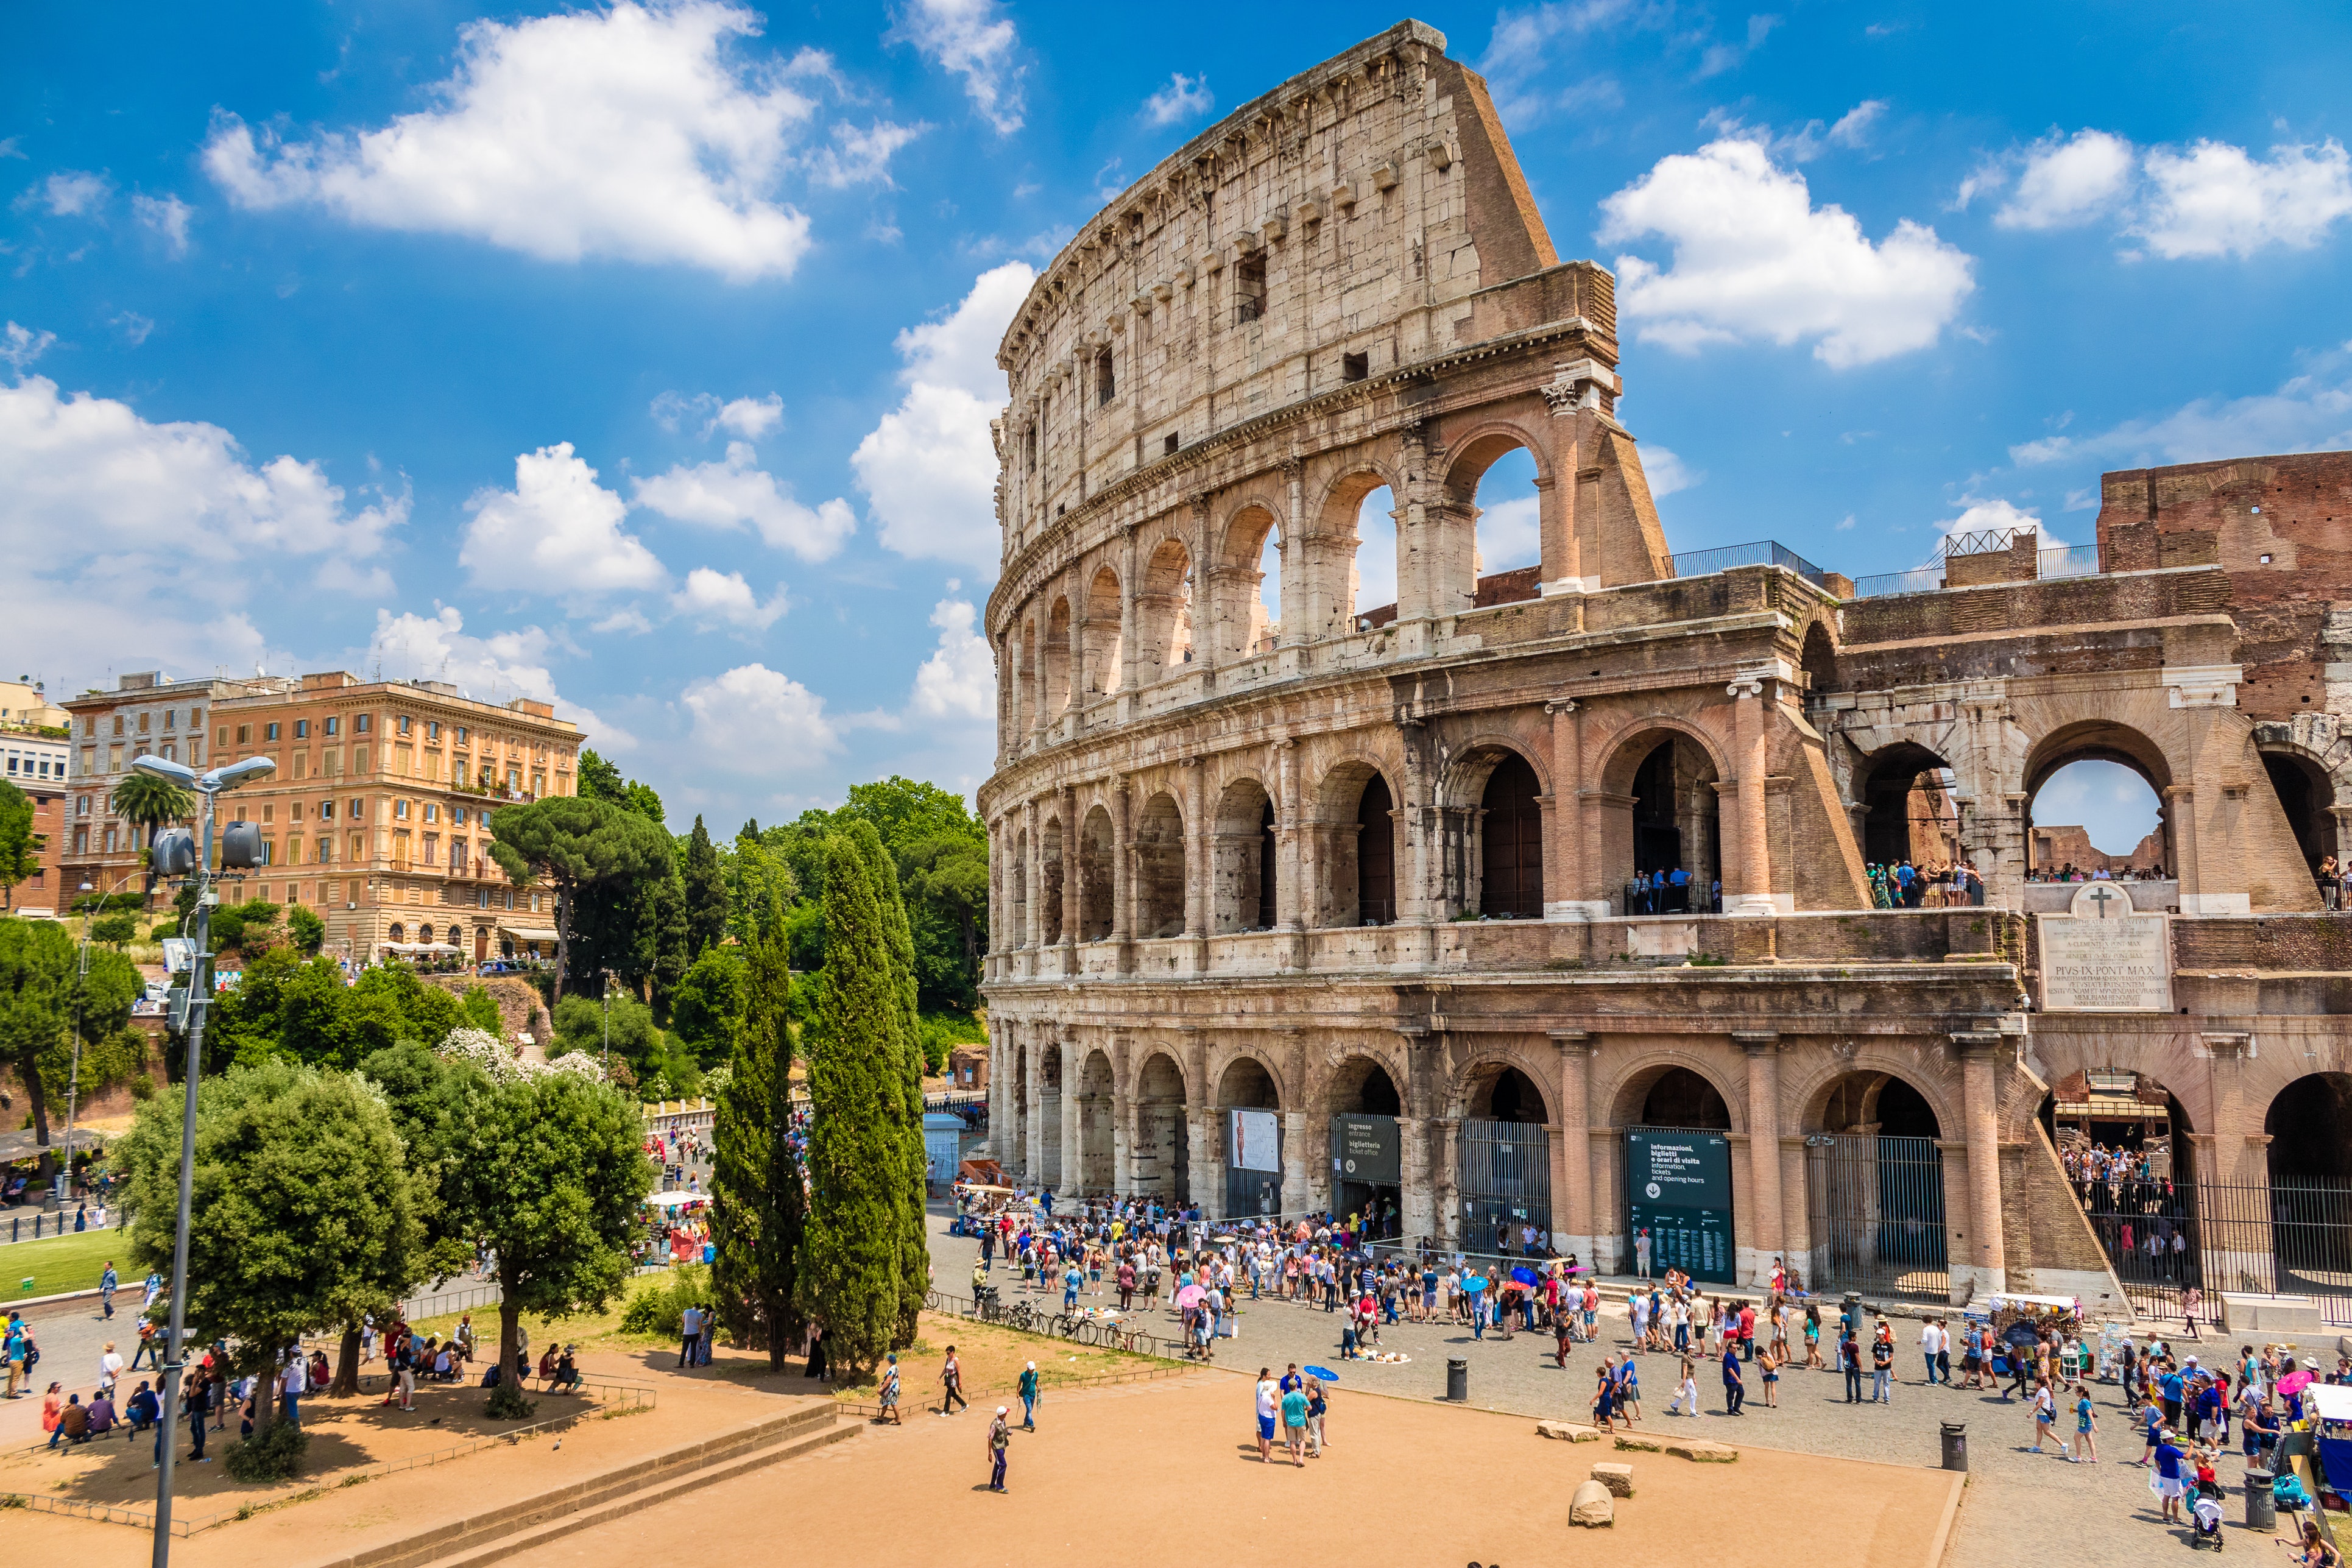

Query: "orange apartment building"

xmin=63 ymin=669 xmax=583 ymax=964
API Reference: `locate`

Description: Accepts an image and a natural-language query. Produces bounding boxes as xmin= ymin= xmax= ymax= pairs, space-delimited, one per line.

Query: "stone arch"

xmin=1042 ymin=595 xmax=1073 ymax=717
xmin=1134 ymin=535 xmax=1195 ymax=683
xmin=1605 ymin=1055 xmax=1744 ymax=1132
xmin=1132 ymin=791 xmax=1185 ymax=938
xmin=1212 ymin=774 xmax=1278 ymax=933
xmin=1853 ymin=741 xmax=1957 ymax=872
xmin=1077 ymin=803 xmax=1115 ymax=941
xmin=1310 ymin=755 xmax=1400 ymax=927
xmin=1132 ymin=1048 xmax=1191 ymax=1202
xmin=1082 ymin=565 xmax=1123 ymax=700
xmin=1039 ymin=813 xmax=1065 ymax=944
xmin=1594 ymin=718 xmax=1728 ymax=914
xmin=1075 ymin=1048 xmax=1116 ymax=1193
xmin=1213 ymin=503 xmax=1281 ymax=660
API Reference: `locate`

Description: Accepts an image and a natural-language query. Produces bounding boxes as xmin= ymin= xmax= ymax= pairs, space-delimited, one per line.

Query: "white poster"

xmin=1227 ymin=1108 xmax=1282 ymax=1172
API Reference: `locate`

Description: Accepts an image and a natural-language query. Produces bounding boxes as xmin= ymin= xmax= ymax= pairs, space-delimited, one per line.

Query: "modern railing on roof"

xmin=1662 ymin=539 xmax=1828 ymax=585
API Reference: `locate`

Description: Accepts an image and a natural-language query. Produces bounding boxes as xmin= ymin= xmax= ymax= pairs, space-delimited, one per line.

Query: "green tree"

xmin=0 ymin=780 xmax=43 ymax=911
xmin=710 ymin=896 xmax=805 ymax=1369
xmin=852 ymin=823 xmax=930 ymax=1347
xmin=450 ymin=1072 xmax=652 ymax=1385
xmin=119 ymin=1059 xmax=427 ymax=1429
xmin=110 ymin=772 xmax=193 ymax=895
xmin=799 ymin=825 xmax=920 ymax=1374
xmin=0 ymin=917 xmax=141 ymax=1174
xmin=681 ymin=816 xmax=728 ymax=958
xmin=668 ymin=945 xmax=748 ymax=1067
xmin=486 ymin=797 xmax=674 ymax=1003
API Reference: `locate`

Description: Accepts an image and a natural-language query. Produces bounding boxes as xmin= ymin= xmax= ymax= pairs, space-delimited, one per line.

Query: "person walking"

xmin=985 ymin=1406 xmax=1010 ymax=1492
xmin=1018 ymin=1360 xmax=1040 ymax=1430
xmin=940 ymin=1346 xmax=967 ymax=1414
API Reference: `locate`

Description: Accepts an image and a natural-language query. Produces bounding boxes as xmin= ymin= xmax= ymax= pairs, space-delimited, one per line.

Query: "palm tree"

xmin=111 ymin=772 xmax=193 ymax=902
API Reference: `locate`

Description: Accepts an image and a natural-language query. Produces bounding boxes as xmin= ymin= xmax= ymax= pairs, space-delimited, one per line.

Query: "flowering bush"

xmin=437 ymin=1026 xmax=520 ymax=1082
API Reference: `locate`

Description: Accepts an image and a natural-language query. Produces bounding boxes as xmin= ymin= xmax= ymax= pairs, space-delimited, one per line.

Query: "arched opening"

xmin=1603 ymin=729 xmax=1720 ymax=914
xmin=1443 ymin=436 xmax=1545 ymax=612
xmin=1213 ymin=506 xmax=1279 ymax=662
xmin=1640 ymin=1066 xmax=1731 ymax=1129
xmin=2261 ymin=749 xmax=2339 ymax=879
xmin=1039 ymin=816 xmax=1065 ymax=944
xmin=1805 ymin=1069 xmax=1948 ymax=1298
xmin=2263 ymin=1073 xmax=2352 ymax=1294
xmin=1082 ymin=567 xmax=1123 ymax=701
xmin=1218 ymin=1055 xmax=1284 ymax=1218
xmin=1856 ymin=743 xmax=1958 ymax=881
xmin=2043 ymin=1070 xmax=2198 ymax=1308
xmin=1134 ymin=1051 xmax=1190 ymax=1204
xmin=1312 ymin=762 xmax=1397 ymax=928
xmin=1076 ymin=805 xmax=1114 ymax=941
xmin=1135 ymin=539 xmax=1195 ymax=682
xmin=1329 ymin=1054 xmax=1404 ymax=1238
xmin=1460 ymin=1061 xmax=1552 ymax=1255
xmin=1477 ymin=750 xmax=1545 ymax=918
xmin=1041 ymin=596 xmax=1072 ymax=718
xmin=1211 ymin=777 xmax=1276 ymax=933
xmin=2025 ymin=724 xmax=2172 ymax=882
xmin=1075 ymin=1050 xmax=1116 ymax=1194
xmin=1352 ymin=485 xmax=1398 ymax=627
xmin=1009 ymin=828 xmax=1030 ymax=946
xmin=1132 ymin=792 xmax=1185 ymax=939
xmin=1800 ymin=620 xmax=1837 ymax=697
xmin=1037 ymin=1040 xmax=1064 ymax=1192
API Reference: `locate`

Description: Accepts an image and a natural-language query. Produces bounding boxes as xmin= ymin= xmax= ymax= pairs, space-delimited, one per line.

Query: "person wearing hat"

xmin=986 ymin=1406 xmax=1010 ymax=1492
xmin=1018 ymin=1361 xmax=1039 ymax=1430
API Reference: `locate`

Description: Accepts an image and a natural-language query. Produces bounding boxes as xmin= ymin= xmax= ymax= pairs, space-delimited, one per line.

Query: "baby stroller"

xmin=2188 ymin=1480 xmax=2225 ymax=1550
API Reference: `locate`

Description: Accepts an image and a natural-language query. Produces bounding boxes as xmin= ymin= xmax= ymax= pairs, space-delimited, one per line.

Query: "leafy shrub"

xmin=619 ymin=1263 xmax=713 ymax=1340
xmin=223 ymin=1416 xmax=310 ymax=1481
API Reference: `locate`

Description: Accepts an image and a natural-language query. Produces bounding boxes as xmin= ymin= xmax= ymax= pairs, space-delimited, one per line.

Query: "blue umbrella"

xmin=1510 ymin=1266 xmax=1540 ymax=1285
xmin=1304 ymin=1364 xmax=1340 ymax=1382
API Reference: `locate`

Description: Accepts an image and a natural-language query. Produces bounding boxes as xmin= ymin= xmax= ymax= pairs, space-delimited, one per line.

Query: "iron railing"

xmin=1662 ymin=540 xmax=1828 ymax=585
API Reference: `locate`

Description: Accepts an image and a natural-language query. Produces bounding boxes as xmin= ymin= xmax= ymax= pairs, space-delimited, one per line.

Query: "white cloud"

xmin=0 ymin=375 xmax=403 ymax=678
xmin=202 ymin=2 xmax=825 ymax=282
xmin=1995 ymin=130 xmax=2135 ymax=231
xmin=1141 ymin=73 xmax=1213 ymax=128
xmin=1598 ymin=138 xmax=1975 ymax=368
xmin=2137 ymin=138 xmax=2352 ymax=259
xmin=682 ymin=662 xmax=841 ymax=771
xmin=132 ymin=192 xmax=192 ymax=256
xmin=460 ymin=442 xmax=666 ymax=595
xmin=851 ymin=260 xmax=1032 ymax=568
xmin=2009 ymin=363 xmax=2352 ymax=469
xmin=671 ymin=566 xmax=789 ymax=630
xmin=633 ymin=440 xmax=855 ymax=560
xmin=2 ymin=321 xmax=55 ymax=372
xmin=910 ymin=597 xmax=993 ymax=719
xmin=1640 ymin=443 xmax=1704 ymax=496
xmin=892 ymin=0 xmax=1023 ymax=135
xmin=27 ymin=171 xmax=110 ymax=217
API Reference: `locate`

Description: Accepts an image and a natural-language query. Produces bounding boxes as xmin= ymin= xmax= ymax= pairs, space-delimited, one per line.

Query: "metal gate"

xmin=1803 ymin=1133 xmax=1948 ymax=1300
xmin=1458 ymin=1118 xmax=1552 ymax=1255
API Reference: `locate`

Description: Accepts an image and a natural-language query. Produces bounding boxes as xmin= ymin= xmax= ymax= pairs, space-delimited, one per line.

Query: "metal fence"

xmin=2077 ymin=1174 xmax=2352 ymax=1325
xmin=1803 ymin=1133 xmax=1949 ymax=1301
xmin=1458 ymin=1118 xmax=1552 ymax=1257
xmin=1663 ymin=539 xmax=1828 ymax=586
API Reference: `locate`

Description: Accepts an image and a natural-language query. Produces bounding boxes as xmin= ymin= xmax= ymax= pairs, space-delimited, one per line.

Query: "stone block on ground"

xmin=1569 ymin=1478 xmax=1616 ymax=1527
xmin=1591 ymin=1461 xmax=1634 ymax=1496
xmin=1537 ymin=1419 xmax=1601 ymax=1442
xmin=1666 ymin=1438 xmax=1739 ymax=1463
xmin=1614 ymin=1432 xmax=1665 ymax=1453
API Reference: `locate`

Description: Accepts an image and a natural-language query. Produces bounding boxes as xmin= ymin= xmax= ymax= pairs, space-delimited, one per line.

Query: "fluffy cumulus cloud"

xmin=0 ymin=373 xmax=404 ymax=676
xmin=2010 ymin=361 xmax=2352 ymax=470
xmin=671 ymin=566 xmax=789 ymax=630
xmin=198 ymin=2 xmax=913 ymax=281
xmin=851 ymin=260 xmax=1033 ymax=568
xmin=634 ymin=440 xmax=853 ymax=560
xmin=892 ymin=0 xmax=1023 ymax=134
xmin=460 ymin=443 xmax=666 ymax=595
xmin=1141 ymin=73 xmax=1213 ymax=128
xmin=1974 ymin=129 xmax=2352 ymax=260
xmin=909 ymin=596 xmax=993 ymax=719
xmin=1598 ymin=138 xmax=1975 ymax=368
xmin=682 ymin=662 xmax=841 ymax=771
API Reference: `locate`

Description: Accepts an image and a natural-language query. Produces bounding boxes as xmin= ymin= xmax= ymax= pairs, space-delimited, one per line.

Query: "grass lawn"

xmin=2 ymin=1224 xmax=136 ymax=1300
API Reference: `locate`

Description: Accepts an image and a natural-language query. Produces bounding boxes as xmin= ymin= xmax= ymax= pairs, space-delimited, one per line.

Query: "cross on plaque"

xmin=2086 ymin=885 xmax=2119 ymax=919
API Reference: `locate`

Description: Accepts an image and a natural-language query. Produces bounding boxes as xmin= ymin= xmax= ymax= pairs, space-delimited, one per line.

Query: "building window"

xmin=325 ymin=716 xmax=340 ymax=736
xmin=295 ymin=719 xmax=309 ymax=739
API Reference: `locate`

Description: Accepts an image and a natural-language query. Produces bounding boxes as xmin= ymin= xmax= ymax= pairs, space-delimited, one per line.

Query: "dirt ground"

xmin=503 ymin=1374 xmax=1961 ymax=1568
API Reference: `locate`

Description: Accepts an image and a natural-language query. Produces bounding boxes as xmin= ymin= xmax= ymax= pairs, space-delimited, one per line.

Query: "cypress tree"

xmin=852 ymin=823 xmax=931 ymax=1348
xmin=797 ymin=826 xmax=903 ymax=1376
xmin=682 ymin=815 xmax=729 ymax=958
xmin=710 ymin=894 xmax=805 ymax=1370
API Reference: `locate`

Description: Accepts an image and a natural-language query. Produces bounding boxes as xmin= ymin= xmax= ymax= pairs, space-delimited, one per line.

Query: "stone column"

xmin=1955 ymin=1029 xmax=2008 ymax=1296
xmin=1737 ymin=1032 xmax=1784 ymax=1288
xmin=1727 ymin=668 xmax=1776 ymax=915
xmin=1544 ymin=699 xmax=1592 ymax=919
xmin=1550 ymin=1031 xmax=1595 ymax=1261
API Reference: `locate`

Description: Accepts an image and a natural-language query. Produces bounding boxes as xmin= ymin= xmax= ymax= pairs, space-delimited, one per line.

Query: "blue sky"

xmin=6 ymin=2 xmax=2350 ymax=841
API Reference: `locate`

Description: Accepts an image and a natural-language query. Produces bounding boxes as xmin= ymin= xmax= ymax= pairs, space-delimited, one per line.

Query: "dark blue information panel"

xmin=1625 ymin=1128 xmax=1735 ymax=1285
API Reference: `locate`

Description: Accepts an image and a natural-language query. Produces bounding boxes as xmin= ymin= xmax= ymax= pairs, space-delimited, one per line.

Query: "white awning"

xmin=499 ymin=925 xmax=561 ymax=944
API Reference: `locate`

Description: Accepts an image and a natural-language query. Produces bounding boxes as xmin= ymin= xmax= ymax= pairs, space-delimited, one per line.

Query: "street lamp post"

xmin=130 ymin=752 xmax=275 ymax=1568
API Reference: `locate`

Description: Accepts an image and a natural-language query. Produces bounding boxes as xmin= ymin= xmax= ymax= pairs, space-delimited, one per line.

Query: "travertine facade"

xmin=976 ymin=21 xmax=2352 ymax=1309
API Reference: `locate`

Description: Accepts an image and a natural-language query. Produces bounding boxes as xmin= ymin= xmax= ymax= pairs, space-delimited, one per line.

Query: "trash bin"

xmin=1939 ymin=1422 xmax=1967 ymax=1472
xmin=2246 ymin=1469 xmax=2277 ymax=1531
xmin=1447 ymin=1358 xmax=1469 ymax=1402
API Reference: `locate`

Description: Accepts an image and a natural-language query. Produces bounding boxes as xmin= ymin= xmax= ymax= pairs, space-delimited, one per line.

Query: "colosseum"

xmin=976 ymin=18 xmax=2352 ymax=1319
